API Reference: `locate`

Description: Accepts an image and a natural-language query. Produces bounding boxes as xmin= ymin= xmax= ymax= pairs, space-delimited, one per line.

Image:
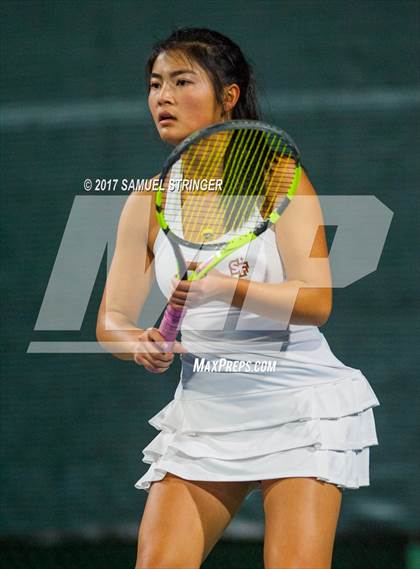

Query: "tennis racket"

xmin=155 ymin=119 xmax=302 ymax=343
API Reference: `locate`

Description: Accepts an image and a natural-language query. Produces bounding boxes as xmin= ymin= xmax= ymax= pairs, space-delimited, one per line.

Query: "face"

xmin=148 ymin=51 xmax=225 ymax=145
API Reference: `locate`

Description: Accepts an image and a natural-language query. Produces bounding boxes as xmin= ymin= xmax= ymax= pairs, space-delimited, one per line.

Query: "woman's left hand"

xmin=169 ymin=262 xmax=232 ymax=308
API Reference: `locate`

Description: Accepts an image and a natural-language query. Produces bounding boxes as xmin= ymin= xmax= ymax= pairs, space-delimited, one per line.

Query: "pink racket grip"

xmin=159 ymin=304 xmax=186 ymax=343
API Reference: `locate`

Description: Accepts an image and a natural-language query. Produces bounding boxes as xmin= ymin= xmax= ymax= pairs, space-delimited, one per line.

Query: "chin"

xmin=158 ymin=128 xmax=184 ymax=146
xmin=160 ymin=134 xmax=182 ymax=146
xmin=157 ymin=126 xmax=181 ymax=144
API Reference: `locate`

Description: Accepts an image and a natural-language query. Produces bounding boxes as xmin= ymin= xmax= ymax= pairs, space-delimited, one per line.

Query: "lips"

xmin=158 ymin=111 xmax=176 ymax=122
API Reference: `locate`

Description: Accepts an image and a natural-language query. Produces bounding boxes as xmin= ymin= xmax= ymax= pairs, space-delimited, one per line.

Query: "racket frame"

xmin=155 ymin=120 xmax=302 ymax=341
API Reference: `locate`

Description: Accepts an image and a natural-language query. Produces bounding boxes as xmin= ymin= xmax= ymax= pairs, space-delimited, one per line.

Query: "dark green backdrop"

xmin=1 ymin=0 xmax=419 ymax=542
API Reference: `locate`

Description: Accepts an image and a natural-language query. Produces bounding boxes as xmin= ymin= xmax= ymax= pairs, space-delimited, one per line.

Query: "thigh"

xmin=261 ymin=477 xmax=342 ymax=569
xmin=136 ymin=472 xmax=255 ymax=569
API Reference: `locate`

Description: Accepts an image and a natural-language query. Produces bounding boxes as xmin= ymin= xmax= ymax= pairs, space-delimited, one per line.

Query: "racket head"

xmin=156 ymin=120 xmax=301 ymax=251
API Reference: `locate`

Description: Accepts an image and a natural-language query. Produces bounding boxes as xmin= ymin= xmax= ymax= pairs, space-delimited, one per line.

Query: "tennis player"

xmin=96 ymin=28 xmax=379 ymax=569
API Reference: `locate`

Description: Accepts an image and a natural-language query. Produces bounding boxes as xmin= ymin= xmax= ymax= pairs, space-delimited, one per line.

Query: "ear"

xmin=223 ymin=84 xmax=240 ymax=114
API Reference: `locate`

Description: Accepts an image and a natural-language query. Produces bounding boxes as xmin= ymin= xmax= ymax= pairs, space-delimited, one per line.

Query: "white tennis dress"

xmin=135 ymin=189 xmax=379 ymax=498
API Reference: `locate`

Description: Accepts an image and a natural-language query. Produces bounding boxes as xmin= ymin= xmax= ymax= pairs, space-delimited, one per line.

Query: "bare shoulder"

xmin=277 ymin=168 xmax=321 ymax=228
xmin=296 ymin=167 xmax=317 ymax=196
xmin=120 ymin=175 xmax=160 ymax=252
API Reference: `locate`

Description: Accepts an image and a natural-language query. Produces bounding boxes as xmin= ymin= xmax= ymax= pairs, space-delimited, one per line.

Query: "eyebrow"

xmin=150 ymin=69 xmax=197 ymax=79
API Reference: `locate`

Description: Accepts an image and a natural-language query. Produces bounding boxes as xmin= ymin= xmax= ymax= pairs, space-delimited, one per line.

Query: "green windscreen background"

xmin=1 ymin=0 xmax=419 ymax=540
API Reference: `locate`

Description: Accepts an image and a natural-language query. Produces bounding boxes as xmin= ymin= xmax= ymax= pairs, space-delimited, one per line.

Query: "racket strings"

xmin=161 ymin=127 xmax=298 ymax=245
xmin=222 ymin=129 xmax=265 ymax=232
xmin=225 ymin=129 xmax=287 ymax=230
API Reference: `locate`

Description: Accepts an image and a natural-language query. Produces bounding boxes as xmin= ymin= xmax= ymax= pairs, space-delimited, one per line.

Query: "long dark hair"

xmin=145 ymin=27 xmax=260 ymax=120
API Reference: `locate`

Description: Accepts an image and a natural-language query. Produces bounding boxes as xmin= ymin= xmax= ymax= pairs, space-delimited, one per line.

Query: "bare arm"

xmin=96 ymin=193 xmax=155 ymax=360
xmin=226 ymin=169 xmax=332 ymax=325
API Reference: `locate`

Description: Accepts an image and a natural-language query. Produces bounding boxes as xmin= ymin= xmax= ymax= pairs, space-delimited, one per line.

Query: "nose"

xmin=157 ymin=82 xmax=174 ymax=105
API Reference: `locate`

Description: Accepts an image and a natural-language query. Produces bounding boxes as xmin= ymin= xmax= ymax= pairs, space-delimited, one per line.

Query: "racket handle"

xmin=159 ymin=304 xmax=186 ymax=342
xmin=159 ymin=259 xmax=214 ymax=343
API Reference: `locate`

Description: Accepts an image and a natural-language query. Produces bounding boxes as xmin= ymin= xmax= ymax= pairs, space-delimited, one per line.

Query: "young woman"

xmin=96 ymin=28 xmax=379 ymax=569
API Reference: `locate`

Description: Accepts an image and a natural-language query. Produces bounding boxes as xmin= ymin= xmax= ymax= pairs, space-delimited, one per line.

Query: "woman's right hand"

xmin=133 ymin=327 xmax=186 ymax=374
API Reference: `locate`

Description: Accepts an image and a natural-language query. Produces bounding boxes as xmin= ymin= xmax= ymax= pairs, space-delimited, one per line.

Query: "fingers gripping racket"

xmin=155 ymin=120 xmax=302 ymax=343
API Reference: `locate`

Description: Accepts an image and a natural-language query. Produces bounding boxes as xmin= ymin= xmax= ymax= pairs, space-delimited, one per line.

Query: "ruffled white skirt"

xmin=135 ymin=355 xmax=379 ymax=497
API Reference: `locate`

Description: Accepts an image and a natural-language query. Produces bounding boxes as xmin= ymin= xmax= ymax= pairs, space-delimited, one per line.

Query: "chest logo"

xmin=228 ymin=257 xmax=250 ymax=278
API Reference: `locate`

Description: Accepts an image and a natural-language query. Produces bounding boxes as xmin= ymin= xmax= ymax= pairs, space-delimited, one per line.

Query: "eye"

xmin=149 ymin=81 xmax=160 ymax=90
xmin=176 ymin=79 xmax=191 ymax=86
